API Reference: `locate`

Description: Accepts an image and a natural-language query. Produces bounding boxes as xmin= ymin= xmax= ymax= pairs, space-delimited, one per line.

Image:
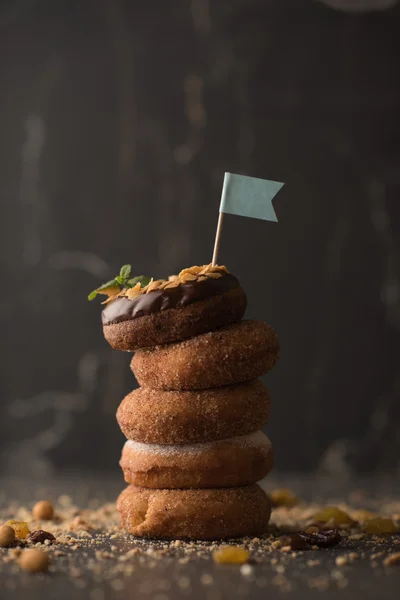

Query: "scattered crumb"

xmin=240 ymin=563 xmax=254 ymax=576
xmin=348 ymin=533 xmax=365 ymax=540
xmin=307 ymin=559 xmax=321 ymax=567
xmin=383 ymin=553 xmax=400 ymax=567
xmin=348 ymin=552 xmax=359 ymax=561
xmin=200 ymin=573 xmax=214 ymax=585
xmin=0 ymin=487 xmax=399 ymax=591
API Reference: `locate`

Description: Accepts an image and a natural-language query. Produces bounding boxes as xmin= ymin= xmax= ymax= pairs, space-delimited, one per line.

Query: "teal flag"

xmin=220 ymin=173 xmax=284 ymax=222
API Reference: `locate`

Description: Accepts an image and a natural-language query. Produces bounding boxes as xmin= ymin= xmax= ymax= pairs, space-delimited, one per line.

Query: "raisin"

xmin=279 ymin=534 xmax=310 ymax=550
xmin=270 ymin=488 xmax=299 ymax=508
xmin=363 ymin=518 xmax=398 ymax=534
xmin=352 ymin=509 xmax=377 ymax=523
xmin=300 ymin=529 xmax=341 ymax=548
xmin=28 ymin=530 xmax=55 ymax=545
xmin=312 ymin=507 xmax=355 ymax=526
xmin=5 ymin=520 xmax=30 ymax=539
xmin=213 ymin=546 xmax=250 ymax=564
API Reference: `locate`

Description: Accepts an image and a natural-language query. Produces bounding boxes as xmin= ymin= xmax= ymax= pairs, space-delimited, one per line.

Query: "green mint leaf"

xmin=88 ymin=278 xmax=119 ymax=301
xmin=127 ymin=275 xmax=151 ymax=288
xmin=97 ymin=278 xmax=119 ymax=291
xmin=88 ymin=267 xmax=152 ymax=302
xmin=119 ymin=264 xmax=131 ymax=280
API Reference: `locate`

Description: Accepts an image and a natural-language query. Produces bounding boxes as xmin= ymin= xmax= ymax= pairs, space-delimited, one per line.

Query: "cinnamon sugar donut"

xmin=102 ymin=272 xmax=246 ymax=351
xmin=117 ymin=484 xmax=271 ymax=540
xmin=131 ymin=320 xmax=279 ymax=390
xmin=119 ymin=431 xmax=273 ymax=489
xmin=116 ymin=380 xmax=270 ymax=444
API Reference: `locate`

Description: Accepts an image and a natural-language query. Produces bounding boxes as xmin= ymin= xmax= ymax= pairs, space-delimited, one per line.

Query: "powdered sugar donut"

xmin=117 ymin=484 xmax=271 ymax=540
xmin=131 ymin=320 xmax=279 ymax=390
xmin=119 ymin=430 xmax=273 ymax=489
xmin=116 ymin=380 xmax=270 ymax=444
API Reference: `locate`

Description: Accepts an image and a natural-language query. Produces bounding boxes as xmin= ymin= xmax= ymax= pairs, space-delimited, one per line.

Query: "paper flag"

xmin=220 ymin=172 xmax=284 ymax=222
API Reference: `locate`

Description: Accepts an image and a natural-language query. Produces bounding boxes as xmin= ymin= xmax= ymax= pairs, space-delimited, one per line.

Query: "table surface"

xmin=1 ymin=474 xmax=399 ymax=600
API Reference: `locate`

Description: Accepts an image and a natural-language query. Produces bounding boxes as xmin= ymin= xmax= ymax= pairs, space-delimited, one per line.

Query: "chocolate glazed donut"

xmin=102 ymin=273 xmax=246 ymax=351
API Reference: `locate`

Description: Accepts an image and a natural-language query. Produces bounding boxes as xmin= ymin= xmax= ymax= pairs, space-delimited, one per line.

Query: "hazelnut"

xmin=32 ymin=500 xmax=54 ymax=521
xmin=19 ymin=549 xmax=50 ymax=573
xmin=0 ymin=525 xmax=16 ymax=547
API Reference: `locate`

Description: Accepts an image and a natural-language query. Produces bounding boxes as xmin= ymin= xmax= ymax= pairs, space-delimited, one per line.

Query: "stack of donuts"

xmin=101 ymin=264 xmax=279 ymax=540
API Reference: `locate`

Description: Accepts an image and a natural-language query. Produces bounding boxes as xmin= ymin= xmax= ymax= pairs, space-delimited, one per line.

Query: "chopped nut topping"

xmin=115 ymin=264 xmax=229 ymax=300
xmin=125 ymin=283 xmax=142 ymax=300
xmin=144 ymin=280 xmax=163 ymax=293
xmin=179 ymin=266 xmax=204 ymax=277
xmin=164 ymin=280 xmax=180 ymax=289
xmin=180 ymin=273 xmax=198 ymax=283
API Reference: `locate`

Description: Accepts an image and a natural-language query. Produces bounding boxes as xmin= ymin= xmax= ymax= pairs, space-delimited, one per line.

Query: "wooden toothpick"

xmin=211 ymin=171 xmax=283 ymax=267
xmin=212 ymin=211 xmax=224 ymax=266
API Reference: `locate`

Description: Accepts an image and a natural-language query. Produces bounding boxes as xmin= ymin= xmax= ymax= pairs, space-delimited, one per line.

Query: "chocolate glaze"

xmin=102 ymin=273 xmax=240 ymax=325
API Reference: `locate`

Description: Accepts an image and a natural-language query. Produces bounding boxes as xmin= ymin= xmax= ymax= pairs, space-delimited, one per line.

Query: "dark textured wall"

xmin=1 ymin=0 xmax=399 ymax=477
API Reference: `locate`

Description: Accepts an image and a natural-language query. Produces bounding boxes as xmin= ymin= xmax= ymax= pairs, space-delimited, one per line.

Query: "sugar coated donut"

xmin=119 ymin=430 xmax=273 ymax=489
xmin=102 ymin=266 xmax=246 ymax=351
xmin=117 ymin=484 xmax=271 ymax=540
xmin=131 ymin=320 xmax=279 ymax=390
xmin=116 ymin=380 xmax=270 ymax=444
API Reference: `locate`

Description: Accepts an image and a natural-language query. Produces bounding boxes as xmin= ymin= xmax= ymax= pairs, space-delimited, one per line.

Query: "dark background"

xmin=1 ymin=0 xmax=399 ymax=479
